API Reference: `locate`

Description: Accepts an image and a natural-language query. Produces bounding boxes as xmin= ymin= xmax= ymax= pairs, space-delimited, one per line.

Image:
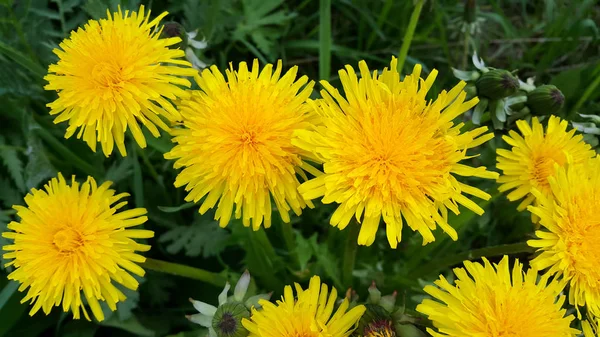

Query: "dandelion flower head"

xmin=165 ymin=60 xmax=319 ymax=230
xmin=2 ymin=174 xmax=154 ymax=321
xmin=44 ymin=5 xmax=197 ymax=157
xmin=528 ymin=157 xmax=600 ymax=317
xmin=242 ymin=275 xmax=366 ymax=337
xmin=294 ymin=56 xmax=498 ymax=248
xmin=496 ymin=116 xmax=593 ymax=211
xmin=416 ymin=256 xmax=579 ymax=337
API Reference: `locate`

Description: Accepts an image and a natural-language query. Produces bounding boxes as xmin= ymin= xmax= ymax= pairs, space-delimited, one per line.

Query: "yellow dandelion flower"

xmin=416 ymin=256 xmax=579 ymax=337
xmin=1 ymin=174 xmax=153 ymax=321
xmin=242 ymin=275 xmax=366 ymax=337
xmin=44 ymin=5 xmax=197 ymax=157
xmin=527 ymin=158 xmax=600 ymax=317
xmin=293 ymin=56 xmax=498 ymax=248
xmin=164 ymin=60 xmax=319 ymax=229
xmin=496 ymin=116 xmax=593 ymax=211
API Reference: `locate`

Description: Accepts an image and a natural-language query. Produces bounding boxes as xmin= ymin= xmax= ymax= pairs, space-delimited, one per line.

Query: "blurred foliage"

xmin=0 ymin=0 xmax=599 ymax=336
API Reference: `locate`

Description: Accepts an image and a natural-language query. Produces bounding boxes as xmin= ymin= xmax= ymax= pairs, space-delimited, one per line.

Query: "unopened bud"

xmin=160 ymin=22 xmax=187 ymax=49
xmin=212 ymin=302 xmax=250 ymax=337
xmin=476 ymin=69 xmax=519 ymax=100
xmin=527 ymin=85 xmax=565 ymax=115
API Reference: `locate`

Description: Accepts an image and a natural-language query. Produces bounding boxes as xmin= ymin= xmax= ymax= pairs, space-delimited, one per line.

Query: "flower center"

xmin=241 ymin=131 xmax=257 ymax=145
xmin=53 ymin=228 xmax=84 ymax=252
xmin=531 ymin=155 xmax=562 ymax=190
xmin=92 ymin=61 xmax=124 ymax=88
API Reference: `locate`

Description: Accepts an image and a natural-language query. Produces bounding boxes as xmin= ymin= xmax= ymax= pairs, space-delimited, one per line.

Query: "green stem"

xmin=397 ymin=0 xmax=425 ymax=74
xmin=342 ymin=221 xmax=360 ymax=288
xmin=411 ymin=242 xmax=535 ymax=279
xmin=142 ymin=258 xmax=227 ymax=287
xmin=280 ymin=221 xmax=299 ymax=269
xmin=319 ymin=0 xmax=332 ymax=81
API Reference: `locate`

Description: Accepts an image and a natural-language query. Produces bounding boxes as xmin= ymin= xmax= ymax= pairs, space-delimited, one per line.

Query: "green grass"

xmin=0 ymin=0 xmax=599 ymax=336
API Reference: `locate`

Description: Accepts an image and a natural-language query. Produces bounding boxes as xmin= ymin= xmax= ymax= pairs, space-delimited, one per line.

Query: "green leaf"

xmin=60 ymin=321 xmax=98 ymax=337
xmin=0 ymin=179 xmax=20 ymax=208
xmin=100 ymin=314 xmax=155 ymax=337
xmin=104 ymin=157 xmax=133 ymax=184
xmin=23 ymin=134 xmax=56 ymax=190
xmin=309 ymin=234 xmax=343 ymax=290
xmin=159 ymin=215 xmax=230 ymax=258
xmin=0 ymin=136 xmax=25 ymax=192
xmin=0 ymin=280 xmax=26 ymax=337
xmin=295 ymin=231 xmax=314 ymax=272
xmin=0 ymin=210 xmax=13 ymax=269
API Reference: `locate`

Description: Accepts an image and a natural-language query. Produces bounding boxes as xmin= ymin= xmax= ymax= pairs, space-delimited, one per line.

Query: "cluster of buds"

xmin=188 ymin=271 xmax=271 ymax=337
xmin=453 ymin=53 xmax=565 ymax=129
xmin=354 ymin=282 xmax=426 ymax=337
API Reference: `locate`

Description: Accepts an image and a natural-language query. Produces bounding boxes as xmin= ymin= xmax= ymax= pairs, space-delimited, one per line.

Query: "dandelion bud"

xmin=476 ymin=69 xmax=519 ymax=100
xmin=527 ymin=85 xmax=565 ymax=115
xmin=213 ymin=302 xmax=251 ymax=337
xmin=161 ymin=22 xmax=187 ymax=49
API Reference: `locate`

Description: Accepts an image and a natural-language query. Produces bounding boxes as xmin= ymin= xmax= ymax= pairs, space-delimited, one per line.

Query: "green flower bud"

xmin=212 ymin=301 xmax=250 ymax=337
xmin=475 ymin=69 xmax=519 ymax=100
xmin=526 ymin=85 xmax=565 ymax=115
xmin=160 ymin=22 xmax=187 ymax=49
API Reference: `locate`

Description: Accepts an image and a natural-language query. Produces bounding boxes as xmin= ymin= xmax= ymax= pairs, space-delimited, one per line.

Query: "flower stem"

xmin=142 ymin=258 xmax=227 ymax=287
xmin=342 ymin=221 xmax=360 ymax=288
xmin=397 ymin=0 xmax=425 ymax=74
xmin=411 ymin=242 xmax=535 ymax=279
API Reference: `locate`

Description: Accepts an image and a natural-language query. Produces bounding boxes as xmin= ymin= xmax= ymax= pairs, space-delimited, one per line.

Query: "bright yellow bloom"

xmin=242 ymin=276 xmax=365 ymax=337
xmin=496 ymin=116 xmax=593 ymax=211
xmin=44 ymin=5 xmax=197 ymax=157
xmin=165 ymin=60 xmax=319 ymax=229
xmin=528 ymin=158 xmax=600 ymax=317
xmin=294 ymin=57 xmax=498 ymax=248
xmin=2 ymin=174 xmax=153 ymax=321
xmin=416 ymin=256 xmax=579 ymax=337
